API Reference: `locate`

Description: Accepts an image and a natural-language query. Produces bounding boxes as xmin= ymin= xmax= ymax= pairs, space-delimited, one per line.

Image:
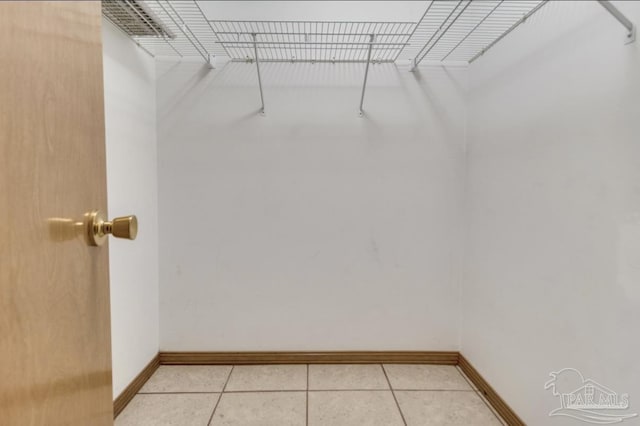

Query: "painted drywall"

xmin=157 ymin=60 xmax=467 ymax=350
xmin=462 ymin=1 xmax=640 ymax=424
xmin=102 ymin=20 xmax=159 ymax=398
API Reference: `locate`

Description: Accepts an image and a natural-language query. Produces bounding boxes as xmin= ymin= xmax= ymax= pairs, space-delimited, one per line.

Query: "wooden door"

xmin=0 ymin=2 xmax=113 ymax=425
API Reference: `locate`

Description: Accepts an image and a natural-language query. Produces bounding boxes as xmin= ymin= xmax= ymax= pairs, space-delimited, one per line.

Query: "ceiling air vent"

xmin=102 ymin=0 xmax=174 ymax=38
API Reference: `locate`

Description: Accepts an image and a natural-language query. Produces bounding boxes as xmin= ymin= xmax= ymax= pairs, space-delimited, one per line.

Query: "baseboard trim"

xmin=114 ymin=351 xmax=522 ymax=425
xmin=113 ymin=354 xmax=160 ymax=419
xmin=458 ymin=354 xmax=524 ymax=425
xmin=159 ymin=351 xmax=459 ymax=365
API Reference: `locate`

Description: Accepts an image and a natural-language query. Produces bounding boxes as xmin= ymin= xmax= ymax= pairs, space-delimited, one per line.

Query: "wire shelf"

xmin=106 ymin=0 xmax=547 ymax=65
xmin=105 ymin=1 xmax=633 ymax=114
xmin=123 ymin=0 xmax=225 ymax=60
xmin=399 ymin=0 xmax=546 ymax=65
xmin=210 ymin=20 xmax=415 ymax=63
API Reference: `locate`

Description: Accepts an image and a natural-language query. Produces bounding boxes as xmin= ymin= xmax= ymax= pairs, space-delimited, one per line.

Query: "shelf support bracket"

xmin=598 ymin=0 xmax=636 ymax=44
xmin=359 ymin=34 xmax=374 ymax=117
xmin=252 ymin=34 xmax=266 ymax=115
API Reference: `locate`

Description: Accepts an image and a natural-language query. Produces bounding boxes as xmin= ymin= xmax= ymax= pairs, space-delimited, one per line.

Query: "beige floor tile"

xmin=210 ymin=391 xmax=306 ymax=426
xmin=308 ymin=390 xmax=404 ymax=426
xmin=383 ymin=364 xmax=472 ymax=390
xmin=395 ymin=391 xmax=502 ymax=425
xmin=225 ymin=365 xmax=307 ymax=391
xmin=115 ymin=393 xmax=218 ymax=426
xmin=308 ymin=364 xmax=389 ymax=390
xmin=140 ymin=365 xmax=232 ymax=393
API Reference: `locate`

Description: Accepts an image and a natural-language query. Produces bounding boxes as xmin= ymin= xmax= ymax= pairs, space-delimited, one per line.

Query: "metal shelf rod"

xmin=359 ymin=34 xmax=374 ymax=116
xmin=231 ymin=59 xmax=394 ymax=64
xmin=252 ymin=34 xmax=265 ymax=115
xmin=216 ymin=31 xmax=413 ymax=37
xmin=220 ymin=41 xmax=409 ymax=46
xmin=209 ymin=19 xmax=417 ymax=24
xmin=598 ymin=0 xmax=636 ymax=43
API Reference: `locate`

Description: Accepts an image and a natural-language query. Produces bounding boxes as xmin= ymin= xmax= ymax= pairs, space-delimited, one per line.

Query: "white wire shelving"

xmin=103 ymin=0 xmax=636 ymax=113
xmin=104 ymin=0 xmax=225 ymax=64
xmin=401 ymin=0 xmax=546 ymax=67
xmin=105 ymin=0 xmax=637 ymax=65
xmin=105 ymin=0 xmax=555 ymax=65
xmin=209 ymin=20 xmax=415 ymax=63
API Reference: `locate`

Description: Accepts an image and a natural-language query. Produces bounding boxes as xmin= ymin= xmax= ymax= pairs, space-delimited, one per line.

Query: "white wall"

xmin=104 ymin=0 xmax=640 ymax=418
xmin=462 ymin=1 xmax=640 ymax=424
xmin=102 ymin=20 xmax=159 ymax=398
xmin=157 ymin=61 xmax=467 ymax=350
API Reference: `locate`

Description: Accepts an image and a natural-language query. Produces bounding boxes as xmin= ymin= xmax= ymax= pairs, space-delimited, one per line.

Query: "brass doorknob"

xmin=86 ymin=210 xmax=138 ymax=246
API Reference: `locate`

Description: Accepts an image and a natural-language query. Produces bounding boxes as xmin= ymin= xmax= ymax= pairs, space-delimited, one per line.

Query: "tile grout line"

xmin=222 ymin=366 xmax=234 ymax=393
xmin=381 ymin=364 xmax=408 ymax=426
xmin=206 ymin=365 xmax=235 ymax=426
xmin=456 ymin=366 xmax=506 ymax=425
xmin=306 ymin=364 xmax=309 ymax=426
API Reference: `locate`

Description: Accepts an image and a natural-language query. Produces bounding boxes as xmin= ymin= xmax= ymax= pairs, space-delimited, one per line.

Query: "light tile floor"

xmin=116 ymin=364 xmax=505 ymax=426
